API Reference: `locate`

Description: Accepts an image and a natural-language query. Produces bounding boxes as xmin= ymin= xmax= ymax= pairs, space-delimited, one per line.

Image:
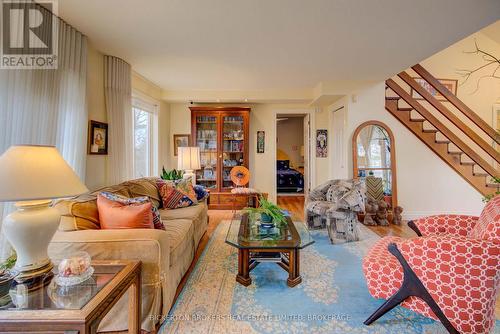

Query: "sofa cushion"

xmin=157 ymin=179 xmax=198 ymax=209
xmin=121 ymin=177 xmax=162 ymax=209
xmin=55 ymin=194 xmax=101 ymax=231
xmin=163 ymin=219 xmax=194 ymax=268
xmin=97 ymin=194 xmax=154 ymax=229
xmin=468 ymin=195 xmax=500 ymax=242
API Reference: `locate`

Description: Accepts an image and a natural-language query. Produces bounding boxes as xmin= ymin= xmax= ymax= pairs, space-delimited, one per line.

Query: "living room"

xmin=0 ymin=1 xmax=499 ymax=333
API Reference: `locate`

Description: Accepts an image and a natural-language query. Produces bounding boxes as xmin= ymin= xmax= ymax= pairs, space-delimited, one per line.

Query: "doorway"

xmin=275 ymin=113 xmax=310 ymax=208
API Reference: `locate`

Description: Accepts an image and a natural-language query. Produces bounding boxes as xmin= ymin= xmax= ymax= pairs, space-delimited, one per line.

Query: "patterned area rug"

xmin=160 ymin=220 xmax=499 ymax=334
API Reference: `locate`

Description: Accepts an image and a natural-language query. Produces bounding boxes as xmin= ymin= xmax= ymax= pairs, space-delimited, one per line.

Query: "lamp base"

xmin=3 ymin=200 xmax=60 ymax=286
xmin=183 ymin=170 xmax=196 ymax=186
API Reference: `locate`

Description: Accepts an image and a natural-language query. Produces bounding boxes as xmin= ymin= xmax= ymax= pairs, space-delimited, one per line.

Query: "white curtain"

xmin=0 ymin=15 xmax=87 ymax=260
xmin=104 ymin=56 xmax=133 ymax=184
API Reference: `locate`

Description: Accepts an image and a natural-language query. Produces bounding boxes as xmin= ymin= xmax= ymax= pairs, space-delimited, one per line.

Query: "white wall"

xmin=277 ymin=117 xmax=304 ymax=168
xmin=85 ymin=42 xmax=107 ymax=190
xmin=330 ymin=83 xmax=485 ymax=219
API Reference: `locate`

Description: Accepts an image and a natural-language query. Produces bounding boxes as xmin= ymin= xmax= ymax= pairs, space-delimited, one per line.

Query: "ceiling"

xmin=58 ymin=0 xmax=500 ymax=95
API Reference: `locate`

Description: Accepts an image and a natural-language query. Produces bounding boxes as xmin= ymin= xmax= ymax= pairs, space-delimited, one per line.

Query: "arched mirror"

xmin=352 ymin=121 xmax=397 ymax=209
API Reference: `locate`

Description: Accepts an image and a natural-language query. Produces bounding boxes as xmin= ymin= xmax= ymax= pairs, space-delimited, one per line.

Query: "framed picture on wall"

xmin=316 ymin=129 xmax=327 ymax=158
xmin=88 ymin=120 xmax=108 ymax=155
xmin=411 ymin=77 xmax=457 ymax=101
xmin=173 ymin=134 xmax=191 ymax=156
xmin=257 ymin=131 xmax=265 ymax=153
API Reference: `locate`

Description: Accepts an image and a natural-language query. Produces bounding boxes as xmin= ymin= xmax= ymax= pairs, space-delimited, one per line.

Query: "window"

xmin=132 ymin=96 xmax=158 ymax=178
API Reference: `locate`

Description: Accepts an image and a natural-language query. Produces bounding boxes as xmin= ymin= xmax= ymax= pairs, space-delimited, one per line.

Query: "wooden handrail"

xmin=386 ymin=79 xmax=498 ymax=178
xmin=412 ymin=64 xmax=500 ymax=144
xmin=398 ymin=71 xmax=500 ymax=164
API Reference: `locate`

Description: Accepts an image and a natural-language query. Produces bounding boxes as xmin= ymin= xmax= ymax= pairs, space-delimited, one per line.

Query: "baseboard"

xmin=403 ymin=211 xmax=480 ymax=220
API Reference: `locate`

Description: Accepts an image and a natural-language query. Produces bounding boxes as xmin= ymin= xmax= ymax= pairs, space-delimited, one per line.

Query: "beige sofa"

xmin=48 ymin=177 xmax=208 ymax=332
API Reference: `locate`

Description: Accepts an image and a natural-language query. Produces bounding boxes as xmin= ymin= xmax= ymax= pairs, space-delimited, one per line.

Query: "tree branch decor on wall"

xmin=316 ymin=129 xmax=327 ymax=158
xmin=457 ymin=40 xmax=500 ymax=93
xmin=257 ymin=131 xmax=265 ymax=153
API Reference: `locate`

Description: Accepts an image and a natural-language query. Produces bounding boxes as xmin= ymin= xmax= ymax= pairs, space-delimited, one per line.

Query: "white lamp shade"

xmin=0 ymin=145 xmax=88 ymax=202
xmin=177 ymin=146 xmax=201 ymax=170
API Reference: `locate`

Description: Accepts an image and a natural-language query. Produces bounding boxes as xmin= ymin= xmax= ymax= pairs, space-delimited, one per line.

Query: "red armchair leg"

xmin=407 ymin=220 xmax=422 ymax=236
xmin=364 ymin=243 xmax=459 ymax=334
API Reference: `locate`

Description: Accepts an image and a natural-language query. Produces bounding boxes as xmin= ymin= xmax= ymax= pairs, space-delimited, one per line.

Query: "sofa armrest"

xmin=49 ymin=229 xmax=170 ymax=284
xmin=409 ymin=214 xmax=478 ymax=237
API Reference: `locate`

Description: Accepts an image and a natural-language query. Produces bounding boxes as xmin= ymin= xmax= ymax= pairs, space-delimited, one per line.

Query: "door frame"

xmin=273 ymin=109 xmax=315 ymax=202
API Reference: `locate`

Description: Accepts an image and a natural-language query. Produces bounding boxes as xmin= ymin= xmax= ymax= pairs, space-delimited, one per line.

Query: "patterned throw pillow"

xmin=193 ymin=185 xmax=209 ymax=201
xmin=100 ymin=192 xmax=164 ymax=230
xmin=157 ymin=179 xmax=198 ymax=209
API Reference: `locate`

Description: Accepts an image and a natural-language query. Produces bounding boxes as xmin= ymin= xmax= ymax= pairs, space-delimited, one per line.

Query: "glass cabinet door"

xmin=195 ymin=115 xmax=218 ymax=189
xmin=222 ymin=115 xmax=245 ymax=189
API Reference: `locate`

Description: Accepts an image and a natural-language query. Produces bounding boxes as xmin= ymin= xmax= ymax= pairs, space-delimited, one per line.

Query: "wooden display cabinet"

xmin=190 ymin=106 xmax=250 ymax=209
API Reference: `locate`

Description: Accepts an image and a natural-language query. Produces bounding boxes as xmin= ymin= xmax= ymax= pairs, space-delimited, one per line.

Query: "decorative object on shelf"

xmin=316 ymin=129 xmax=328 ymax=157
xmin=88 ymin=120 xmax=108 ymax=155
xmin=243 ymin=196 xmax=287 ymax=227
xmin=230 ymin=166 xmax=250 ymax=187
xmin=411 ymin=77 xmax=457 ymax=101
xmin=160 ymin=167 xmax=184 ymax=180
xmin=178 ymin=146 xmax=201 ymax=186
xmin=0 ymin=145 xmax=88 ymax=288
xmin=173 ymin=134 xmax=191 ymax=156
xmin=55 ymin=251 xmax=93 ymax=287
xmin=257 ymin=131 xmax=265 ymax=153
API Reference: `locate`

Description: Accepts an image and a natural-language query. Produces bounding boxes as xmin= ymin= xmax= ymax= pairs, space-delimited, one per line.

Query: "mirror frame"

xmin=352 ymin=120 xmax=398 ymax=209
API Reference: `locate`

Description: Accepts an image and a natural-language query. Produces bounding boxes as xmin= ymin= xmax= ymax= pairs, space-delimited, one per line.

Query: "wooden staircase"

xmin=385 ymin=64 xmax=500 ymax=196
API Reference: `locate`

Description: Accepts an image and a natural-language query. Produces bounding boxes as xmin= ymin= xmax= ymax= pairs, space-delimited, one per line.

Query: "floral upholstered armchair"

xmin=362 ymin=195 xmax=500 ymax=334
xmin=305 ymin=179 xmax=366 ymax=242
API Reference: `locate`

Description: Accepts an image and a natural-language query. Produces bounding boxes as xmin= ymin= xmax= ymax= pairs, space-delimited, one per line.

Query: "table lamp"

xmin=0 ymin=145 xmax=88 ymax=284
xmin=177 ymin=146 xmax=201 ymax=186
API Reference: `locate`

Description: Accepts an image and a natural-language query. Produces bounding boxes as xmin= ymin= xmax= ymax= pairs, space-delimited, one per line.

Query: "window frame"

xmin=132 ymin=93 xmax=159 ymax=178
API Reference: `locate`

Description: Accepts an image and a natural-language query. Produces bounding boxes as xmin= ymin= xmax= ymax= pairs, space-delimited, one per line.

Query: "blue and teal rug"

xmin=160 ymin=221 xmax=499 ymax=334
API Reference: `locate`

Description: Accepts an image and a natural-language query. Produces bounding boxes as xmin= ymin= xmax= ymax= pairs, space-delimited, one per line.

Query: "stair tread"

xmin=386 ymin=97 xmax=401 ymax=100
xmin=461 ymin=161 xmax=475 ymax=165
xmin=398 ymin=108 xmax=413 ymax=111
xmin=448 ymin=151 xmax=463 ymax=155
xmin=435 ymin=140 xmax=450 ymax=144
xmin=422 ymin=129 xmax=439 ymax=133
xmin=473 ymin=173 xmax=488 ymax=177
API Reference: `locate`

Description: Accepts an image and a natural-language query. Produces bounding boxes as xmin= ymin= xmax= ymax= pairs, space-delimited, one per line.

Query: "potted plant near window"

xmin=243 ymin=196 xmax=287 ymax=228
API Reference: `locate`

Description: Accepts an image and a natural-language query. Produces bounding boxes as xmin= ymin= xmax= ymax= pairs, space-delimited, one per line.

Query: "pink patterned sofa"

xmin=362 ymin=196 xmax=500 ymax=334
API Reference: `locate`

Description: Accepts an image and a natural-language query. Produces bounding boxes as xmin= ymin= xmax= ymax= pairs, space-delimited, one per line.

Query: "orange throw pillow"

xmin=97 ymin=194 xmax=153 ymax=229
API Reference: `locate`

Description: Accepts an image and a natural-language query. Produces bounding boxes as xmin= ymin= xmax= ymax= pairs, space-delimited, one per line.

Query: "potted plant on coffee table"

xmin=243 ymin=196 xmax=287 ymax=228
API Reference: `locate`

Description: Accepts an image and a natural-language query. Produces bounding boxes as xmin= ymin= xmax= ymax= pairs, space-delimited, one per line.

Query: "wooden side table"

xmin=0 ymin=260 xmax=141 ymax=334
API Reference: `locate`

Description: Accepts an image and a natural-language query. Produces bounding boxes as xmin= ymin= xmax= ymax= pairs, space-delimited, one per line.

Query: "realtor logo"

xmin=1 ymin=0 xmax=58 ymax=69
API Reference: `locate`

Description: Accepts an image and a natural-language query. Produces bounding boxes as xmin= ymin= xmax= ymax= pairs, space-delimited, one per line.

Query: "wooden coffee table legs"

xmin=236 ymin=249 xmax=252 ymax=286
xmin=236 ymin=249 xmax=302 ymax=287
xmin=287 ymin=249 xmax=302 ymax=287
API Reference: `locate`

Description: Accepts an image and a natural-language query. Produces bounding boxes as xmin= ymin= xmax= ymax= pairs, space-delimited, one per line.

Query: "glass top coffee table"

xmin=226 ymin=212 xmax=314 ymax=287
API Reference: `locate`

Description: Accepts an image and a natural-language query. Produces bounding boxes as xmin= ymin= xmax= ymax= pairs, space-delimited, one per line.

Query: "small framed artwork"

xmin=257 ymin=131 xmax=265 ymax=153
xmin=316 ymin=129 xmax=328 ymax=158
xmin=88 ymin=120 xmax=108 ymax=155
xmin=411 ymin=78 xmax=458 ymax=101
xmin=174 ymin=134 xmax=191 ymax=156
